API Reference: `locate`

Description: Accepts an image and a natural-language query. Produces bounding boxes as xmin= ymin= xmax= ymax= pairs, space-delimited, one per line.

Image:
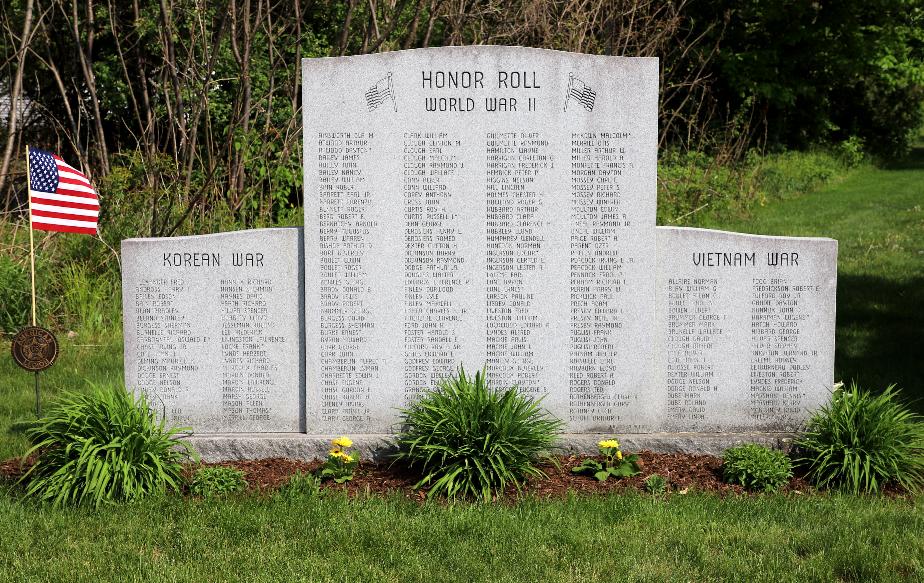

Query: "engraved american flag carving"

xmin=28 ymin=147 xmax=99 ymax=235
xmin=564 ymin=73 xmax=596 ymax=112
xmin=365 ymin=72 xmax=396 ymax=112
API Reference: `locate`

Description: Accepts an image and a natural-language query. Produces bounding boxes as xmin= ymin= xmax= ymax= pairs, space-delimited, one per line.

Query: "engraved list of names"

xmin=304 ymin=47 xmax=659 ymax=433
xmin=656 ymin=227 xmax=837 ymax=432
xmin=122 ymin=230 xmax=303 ymax=433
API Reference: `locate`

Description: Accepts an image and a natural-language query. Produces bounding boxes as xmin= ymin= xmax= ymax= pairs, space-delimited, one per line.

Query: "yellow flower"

xmin=328 ymin=450 xmax=356 ymax=463
xmin=616 ymin=450 xmax=623 ymax=460
xmin=332 ymin=436 xmax=353 ymax=448
xmin=598 ymin=439 xmax=620 ymax=449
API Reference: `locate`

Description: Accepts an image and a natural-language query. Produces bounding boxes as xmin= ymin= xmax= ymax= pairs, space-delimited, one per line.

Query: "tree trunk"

xmin=0 ymin=0 xmax=36 ymax=210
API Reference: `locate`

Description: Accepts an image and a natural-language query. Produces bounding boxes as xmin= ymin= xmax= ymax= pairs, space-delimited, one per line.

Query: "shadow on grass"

xmin=882 ymin=144 xmax=924 ymax=171
xmin=835 ymin=274 xmax=924 ymax=413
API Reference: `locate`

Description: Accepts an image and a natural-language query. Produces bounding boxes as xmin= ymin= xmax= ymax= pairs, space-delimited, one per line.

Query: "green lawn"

xmin=699 ymin=147 xmax=924 ymax=411
xmin=0 ymin=489 xmax=920 ymax=582
xmin=0 ymin=338 xmax=123 ymax=460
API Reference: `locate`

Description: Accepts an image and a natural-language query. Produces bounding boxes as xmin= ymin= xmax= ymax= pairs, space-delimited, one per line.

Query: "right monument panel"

xmin=656 ymin=227 xmax=838 ymax=432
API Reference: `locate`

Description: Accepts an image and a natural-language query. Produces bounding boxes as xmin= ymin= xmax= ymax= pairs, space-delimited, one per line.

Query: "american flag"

xmin=28 ymin=147 xmax=99 ymax=235
xmin=365 ymin=72 xmax=396 ymax=112
xmin=564 ymin=73 xmax=596 ymax=112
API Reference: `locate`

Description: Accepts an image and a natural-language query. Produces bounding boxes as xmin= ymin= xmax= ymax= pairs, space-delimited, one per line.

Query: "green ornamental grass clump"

xmin=644 ymin=473 xmax=668 ymax=495
xmin=722 ymin=443 xmax=793 ymax=493
xmin=394 ymin=366 xmax=563 ymax=501
xmin=20 ymin=385 xmax=194 ymax=507
xmin=796 ymin=383 xmax=924 ymax=494
xmin=189 ymin=466 xmax=247 ymax=498
xmin=274 ymin=471 xmax=323 ymax=502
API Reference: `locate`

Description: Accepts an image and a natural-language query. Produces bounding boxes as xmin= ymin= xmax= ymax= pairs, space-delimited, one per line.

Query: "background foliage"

xmin=1 ymin=0 xmax=921 ymax=227
xmin=0 ymin=0 xmax=920 ymax=335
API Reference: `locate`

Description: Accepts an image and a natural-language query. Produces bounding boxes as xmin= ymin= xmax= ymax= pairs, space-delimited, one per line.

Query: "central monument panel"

xmin=303 ymin=47 xmax=659 ymax=433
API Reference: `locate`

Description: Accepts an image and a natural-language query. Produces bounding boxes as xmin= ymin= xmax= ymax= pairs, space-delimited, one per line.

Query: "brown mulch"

xmin=0 ymin=454 xmax=35 ymax=483
xmin=195 ymin=457 xmax=426 ymax=498
xmin=184 ymin=451 xmax=817 ymax=499
xmin=5 ymin=451 xmax=909 ymax=499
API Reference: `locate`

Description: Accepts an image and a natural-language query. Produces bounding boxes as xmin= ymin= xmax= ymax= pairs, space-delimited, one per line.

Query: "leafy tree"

xmin=702 ymin=0 xmax=924 ymax=157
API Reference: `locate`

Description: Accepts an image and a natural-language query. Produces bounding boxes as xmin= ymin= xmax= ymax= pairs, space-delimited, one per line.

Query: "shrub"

xmin=644 ymin=473 xmax=668 ymax=495
xmin=275 ymin=471 xmax=322 ymax=501
xmin=20 ymin=385 xmax=194 ymax=507
xmin=834 ymin=136 xmax=866 ymax=168
xmin=189 ymin=466 xmax=247 ymax=498
xmin=796 ymin=383 xmax=924 ymax=494
xmin=722 ymin=444 xmax=792 ymax=493
xmin=657 ymin=148 xmax=749 ymax=224
xmin=572 ymin=438 xmax=641 ymax=482
xmin=393 ymin=366 xmax=563 ymax=501
xmin=656 ymin=148 xmax=848 ymax=226
xmin=753 ymin=150 xmax=843 ymax=201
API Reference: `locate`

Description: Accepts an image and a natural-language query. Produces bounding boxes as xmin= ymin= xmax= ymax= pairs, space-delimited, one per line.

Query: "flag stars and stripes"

xmin=28 ymin=147 xmax=100 ymax=235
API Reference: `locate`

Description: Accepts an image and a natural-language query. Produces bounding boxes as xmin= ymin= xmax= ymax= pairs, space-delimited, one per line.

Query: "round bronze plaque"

xmin=11 ymin=326 xmax=58 ymax=372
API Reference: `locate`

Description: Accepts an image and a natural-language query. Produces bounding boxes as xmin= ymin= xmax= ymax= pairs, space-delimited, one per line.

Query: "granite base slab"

xmin=182 ymin=432 xmax=797 ymax=462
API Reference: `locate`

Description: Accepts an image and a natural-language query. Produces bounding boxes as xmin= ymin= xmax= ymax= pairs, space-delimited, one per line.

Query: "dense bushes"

xmin=0 ymin=144 xmax=864 ymax=340
xmin=0 ymin=221 xmax=121 ymax=338
xmin=796 ymin=383 xmax=924 ymax=494
xmin=20 ymin=385 xmax=194 ymax=507
xmin=393 ymin=367 xmax=562 ymax=500
xmin=13 ymin=378 xmax=924 ymax=505
xmin=2 ymin=1 xmax=898 ymax=337
xmin=1 ymin=0 xmax=919 ymax=235
xmin=657 ymin=147 xmax=857 ymax=225
xmin=719 ymin=383 xmax=924 ymax=495
xmin=702 ymin=0 xmax=924 ymax=158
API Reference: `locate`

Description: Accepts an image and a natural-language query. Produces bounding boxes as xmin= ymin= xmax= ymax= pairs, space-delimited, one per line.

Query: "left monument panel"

xmin=122 ymin=228 xmax=304 ymax=432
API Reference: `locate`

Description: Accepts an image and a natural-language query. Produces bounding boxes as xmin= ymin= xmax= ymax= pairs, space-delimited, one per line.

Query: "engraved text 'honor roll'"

xmin=303 ymin=47 xmax=659 ymax=434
